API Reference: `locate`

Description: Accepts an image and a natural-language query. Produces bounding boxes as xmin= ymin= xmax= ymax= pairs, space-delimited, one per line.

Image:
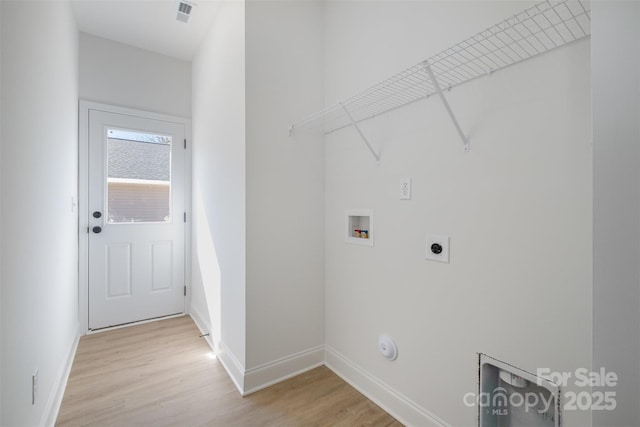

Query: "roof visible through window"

xmin=107 ymin=129 xmax=171 ymax=182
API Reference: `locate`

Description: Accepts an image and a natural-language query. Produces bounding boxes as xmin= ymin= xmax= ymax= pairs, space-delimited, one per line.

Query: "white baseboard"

xmin=41 ymin=323 xmax=81 ymax=427
xmin=243 ymin=345 xmax=325 ymax=396
xmin=217 ymin=340 xmax=246 ymax=395
xmin=214 ymin=341 xmax=326 ymax=398
xmin=188 ymin=310 xmax=216 ymax=353
xmin=325 ymin=346 xmax=449 ymax=427
xmin=36 ymin=316 xmax=444 ymax=427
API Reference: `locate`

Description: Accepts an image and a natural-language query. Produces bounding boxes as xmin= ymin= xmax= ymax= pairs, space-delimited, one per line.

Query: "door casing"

xmin=79 ymin=100 xmax=192 ymax=334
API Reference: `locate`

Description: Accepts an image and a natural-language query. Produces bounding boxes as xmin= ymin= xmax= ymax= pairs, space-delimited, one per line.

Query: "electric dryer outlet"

xmin=426 ymin=235 xmax=450 ymax=263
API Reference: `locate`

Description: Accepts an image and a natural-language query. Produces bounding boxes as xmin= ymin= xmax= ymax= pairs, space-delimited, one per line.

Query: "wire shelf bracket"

xmin=288 ymin=0 xmax=591 ymax=159
xmin=424 ymin=62 xmax=470 ymax=152
xmin=341 ymin=103 xmax=381 ymax=163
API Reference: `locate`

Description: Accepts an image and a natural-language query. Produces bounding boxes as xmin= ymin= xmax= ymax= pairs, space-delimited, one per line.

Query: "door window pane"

xmin=107 ymin=129 xmax=172 ymax=223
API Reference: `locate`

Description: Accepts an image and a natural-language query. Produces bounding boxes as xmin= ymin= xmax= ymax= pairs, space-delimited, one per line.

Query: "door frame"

xmin=78 ymin=100 xmax=192 ymax=334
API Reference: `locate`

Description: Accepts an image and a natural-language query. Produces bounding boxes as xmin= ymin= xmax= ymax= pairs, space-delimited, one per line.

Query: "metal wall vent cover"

xmin=176 ymin=1 xmax=194 ymax=23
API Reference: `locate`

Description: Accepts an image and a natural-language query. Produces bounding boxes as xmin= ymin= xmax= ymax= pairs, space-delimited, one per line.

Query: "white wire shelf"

xmin=289 ymin=0 xmax=591 ymax=154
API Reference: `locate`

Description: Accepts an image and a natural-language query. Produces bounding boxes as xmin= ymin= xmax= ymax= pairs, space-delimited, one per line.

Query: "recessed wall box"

xmin=345 ymin=209 xmax=374 ymax=247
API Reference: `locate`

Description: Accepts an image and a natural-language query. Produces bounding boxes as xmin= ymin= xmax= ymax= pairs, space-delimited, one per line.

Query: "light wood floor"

xmin=56 ymin=316 xmax=402 ymax=426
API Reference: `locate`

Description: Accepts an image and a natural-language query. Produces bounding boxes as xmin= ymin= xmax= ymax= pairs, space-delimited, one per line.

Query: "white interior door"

xmin=88 ymin=109 xmax=186 ymax=330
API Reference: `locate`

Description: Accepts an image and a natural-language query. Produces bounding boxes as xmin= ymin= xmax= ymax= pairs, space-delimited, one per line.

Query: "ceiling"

xmin=71 ymin=0 xmax=220 ymax=61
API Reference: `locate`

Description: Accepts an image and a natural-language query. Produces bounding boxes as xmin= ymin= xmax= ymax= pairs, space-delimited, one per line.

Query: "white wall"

xmin=0 ymin=1 xmax=79 ymax=426
xmin=323 ymin=2 xmax=592 ymax=426
xmin=190 ymin=1 xmax=325 ymax=393
xmin=244 ymin=0 xmax=325 ymax=384
xmin=191 ymin=0 xmax=247 ymax=385
xmin=592 ymin=2 xmax=640 ymax=426
xmin=79 ymin=33 xmax=191 ymax=118
xmin=0 ymin=1 xmax=3 ymax=422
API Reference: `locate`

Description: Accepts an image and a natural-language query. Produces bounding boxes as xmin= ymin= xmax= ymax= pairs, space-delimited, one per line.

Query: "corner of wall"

xmin=243 ymin=346 xmax=325 ymax=395
xmin=216 ymin=340 xmax=246 ymax=396
xmin=243 ymin=0 xmax=325 ymax=385
xmin=325 ymin=346 xmax=447 ymax=427
xmin=190 ymin=0 xmax=247 ymax=384
xmin=189 ymin=310 xmax=215 ymax=353
xmin=41 ymin=323 xmax=81 ymax=427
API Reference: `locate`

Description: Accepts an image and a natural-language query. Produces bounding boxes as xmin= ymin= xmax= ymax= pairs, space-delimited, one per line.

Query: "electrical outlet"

xmin=426 ymin=235 xmax=450 ymax=263
xmin=32 ymin=369 xmax=38 ymax=405
xmin=400 ymin=177 xmax=411 ymax=200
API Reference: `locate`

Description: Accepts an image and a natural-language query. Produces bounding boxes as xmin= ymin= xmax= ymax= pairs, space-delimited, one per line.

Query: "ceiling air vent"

xmin=176 ymin=1 xmax=195 ymax=23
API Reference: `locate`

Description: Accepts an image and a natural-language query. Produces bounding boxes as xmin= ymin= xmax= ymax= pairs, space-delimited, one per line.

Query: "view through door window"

xmin=107 ymin=128 xmax=172 ymax=223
